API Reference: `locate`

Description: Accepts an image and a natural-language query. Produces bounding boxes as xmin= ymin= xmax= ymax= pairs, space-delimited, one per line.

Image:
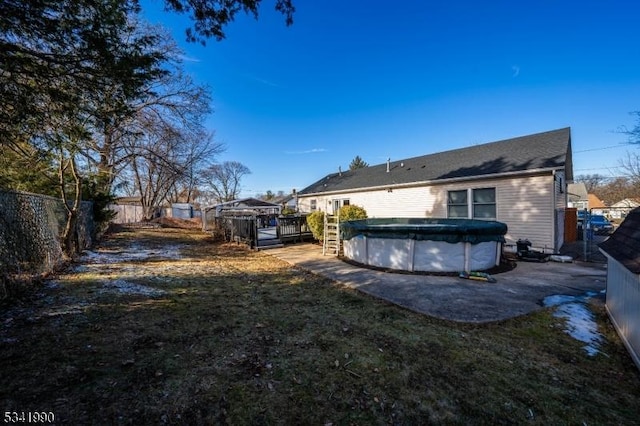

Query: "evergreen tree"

xmin=349 ymin=155 xmax=369 ymax=170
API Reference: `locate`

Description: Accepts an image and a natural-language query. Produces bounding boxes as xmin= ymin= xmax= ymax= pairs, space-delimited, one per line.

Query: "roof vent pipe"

xmin=386 ymin=158 xmax=390 ymax=173
xmin=338 ymin=166 xmax=342 ymax=176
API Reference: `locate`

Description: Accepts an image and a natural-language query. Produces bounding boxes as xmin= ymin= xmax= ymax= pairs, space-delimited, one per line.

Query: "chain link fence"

xmin=0 ymin=189 xmax=94 ymax=285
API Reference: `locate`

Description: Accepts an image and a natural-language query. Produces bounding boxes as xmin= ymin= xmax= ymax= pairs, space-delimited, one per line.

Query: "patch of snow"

xmin=78 ymin=244 xmax=183 ymax=265
xmin=554 ymin=302 xmax=603 ymax=356
xmin=102 ymin=279 xmax=166 ymax=296
xmin=543 ymin=292 xmax=604 ymax=356
xmin=542 ymin=294 xmax=576 ymax=307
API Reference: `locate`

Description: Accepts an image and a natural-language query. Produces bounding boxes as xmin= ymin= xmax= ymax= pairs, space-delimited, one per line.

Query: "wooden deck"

xmin=216 ymin=215 xmax=314 ymax=250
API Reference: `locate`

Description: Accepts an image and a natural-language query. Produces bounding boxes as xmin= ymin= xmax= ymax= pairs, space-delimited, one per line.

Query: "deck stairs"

xmin=323 ymin=214 xmax=341 ymax=256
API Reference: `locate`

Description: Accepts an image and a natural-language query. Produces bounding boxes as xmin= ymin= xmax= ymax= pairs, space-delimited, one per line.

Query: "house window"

xmin=332 ymin=199 xmax=350 ymax=214
xmin=447 ymin=190 xmax=468 ymax=218
xmin=310 ymin=199 xmax=317 ymax=211
xmin=473 ymin=188 xmax=496 ymax=219
xmin=448 ymin=188 xmax=496 ymax=219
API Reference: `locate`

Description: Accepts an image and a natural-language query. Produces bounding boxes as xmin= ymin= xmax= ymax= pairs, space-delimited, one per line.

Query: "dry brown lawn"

xmin=1 ymin=225 xmax=639 ymax=425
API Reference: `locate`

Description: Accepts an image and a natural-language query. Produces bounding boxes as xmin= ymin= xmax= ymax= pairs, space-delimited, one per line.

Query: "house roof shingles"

xmin=298 ymin=128 xmax=572 ymax=195
xmin=588 ymin=193 xmax=606 ymax=208
xmin=599 ymin=207 xmax=640 ymax=274
xmin=568 ymin=183 xmax=588 ymax=203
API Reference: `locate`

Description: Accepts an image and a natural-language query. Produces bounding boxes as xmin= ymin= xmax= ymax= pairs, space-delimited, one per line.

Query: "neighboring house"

xmin=567 ymin=183 xmax=588 ymax=210
xmin=588 ymin=193 xmax=607 ymax=215
xmin=599 ymin=207 xmax=640 ymax=370
xmin=297 ymin=128 xmax=573 ymax=252
xmin=278 ymin=194 xmax=297 ymax=212
xmin=609 ymin=198 xmax=640 ymax=220
xmin=268 ymin=191 xmax=298 ymax=213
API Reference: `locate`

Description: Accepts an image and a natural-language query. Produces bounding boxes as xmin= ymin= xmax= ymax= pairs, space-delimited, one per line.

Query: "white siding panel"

xmin=494 ymin=175 xmax=555 ymax=251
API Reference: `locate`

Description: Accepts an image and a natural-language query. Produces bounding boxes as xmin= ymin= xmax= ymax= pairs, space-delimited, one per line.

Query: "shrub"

xmin=306 ymin=211 xmax=325 ymax=241
xmin=306 ymin=206 xmax=367 ymax=242
xmin=338 ymin=204 xmax=367 ymax=222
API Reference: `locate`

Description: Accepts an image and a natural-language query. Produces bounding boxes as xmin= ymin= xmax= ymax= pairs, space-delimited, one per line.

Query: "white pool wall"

xmin=343 ymin=235 xmax=501 ymax=273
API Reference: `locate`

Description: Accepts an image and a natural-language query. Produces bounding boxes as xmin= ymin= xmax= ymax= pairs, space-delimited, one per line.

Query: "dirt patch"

xmin=151 ymin=217 xmax=202 ymax=229
xmin=1 ymin=227 xmax=638 ymax=424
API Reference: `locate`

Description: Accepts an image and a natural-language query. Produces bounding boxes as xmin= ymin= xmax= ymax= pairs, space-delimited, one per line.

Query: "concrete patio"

xmin=267 ymin=243 xmax=607 ymax=323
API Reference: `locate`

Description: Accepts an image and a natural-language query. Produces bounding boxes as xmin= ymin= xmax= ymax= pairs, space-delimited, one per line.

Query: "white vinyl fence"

xmin=604 ymin=255 xmax=640 ymax=370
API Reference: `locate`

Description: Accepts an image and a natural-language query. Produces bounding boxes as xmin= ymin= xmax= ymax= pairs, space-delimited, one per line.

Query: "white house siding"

xmin=506 ymin=173 xmax=557 ymax=252
xmin=298 ymin=186 xmax=440 ymax=218
xmin=604 ymin=255 xmax=640 ymax=370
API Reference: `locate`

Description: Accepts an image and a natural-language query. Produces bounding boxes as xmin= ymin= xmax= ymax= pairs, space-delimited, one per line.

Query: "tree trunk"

xmin=59 ymin=153 xmax=83 ymax=257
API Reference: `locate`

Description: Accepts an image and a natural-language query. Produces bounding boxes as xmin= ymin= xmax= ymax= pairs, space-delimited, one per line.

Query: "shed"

xmin=599 ymin=207 xmax=640 ymax=370
xmin=171 ymin=203 xmax=195 ymax=219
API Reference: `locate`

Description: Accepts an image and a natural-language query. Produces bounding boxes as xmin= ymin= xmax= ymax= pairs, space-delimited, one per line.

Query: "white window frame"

xmin=447 ymin=189 xmax=468 ymax=218
xmin=447 ymin=188 xmax=496 ymax=219
xmin=331 ymin=199 xmax=350 ymax=214
xmin=472 ymin=188 xmax=496 ymax=220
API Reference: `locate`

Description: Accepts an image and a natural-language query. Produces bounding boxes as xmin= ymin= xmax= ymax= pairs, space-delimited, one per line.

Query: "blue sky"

xmin=142 ymin=0 xmax=640 ymax=197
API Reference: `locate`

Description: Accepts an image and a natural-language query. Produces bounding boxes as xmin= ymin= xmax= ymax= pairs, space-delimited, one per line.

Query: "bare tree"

xmin=619 ymin=151 xmax=640 ymax=185
xmin=166 ymin=129 xmax=223 ymax=204
xmin=575 ymin=174 xmax=609 ymax=193
xmin=83 ymin=23 xmax=213 ymax=196
xmin=201 ymin=161 xmax=251 ymax=203
xmin=593 ymin=177 xmax=639 ymax=205
xmin=121 ymin=110 xmax=221 ymax=219
xmin=620 ymin=111 xmax=640 ymax=145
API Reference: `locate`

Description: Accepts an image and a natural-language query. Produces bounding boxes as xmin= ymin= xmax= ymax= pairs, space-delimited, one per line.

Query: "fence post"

xmin=253 ymin=217 xmax=258 ymax=249
xmin=583 ymin=208 xmax=588 ymax=261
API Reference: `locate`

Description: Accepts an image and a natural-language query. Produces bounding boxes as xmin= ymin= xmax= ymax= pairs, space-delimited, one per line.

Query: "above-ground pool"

xmin=341 ymin=218 xmax=507 ymax=273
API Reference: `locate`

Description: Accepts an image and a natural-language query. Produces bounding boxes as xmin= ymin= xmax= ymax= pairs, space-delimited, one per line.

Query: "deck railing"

xmin=213 ymin=214 xmax=313 ymax=248
xmin=215 ymin=216 xmax=258 ymax=248
xmin=277 ymin=215 xmax=313 ymax=243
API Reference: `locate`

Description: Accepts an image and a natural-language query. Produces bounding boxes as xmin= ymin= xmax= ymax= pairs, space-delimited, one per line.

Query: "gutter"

xmin=299 ymin=166 xmax=565 ymax=198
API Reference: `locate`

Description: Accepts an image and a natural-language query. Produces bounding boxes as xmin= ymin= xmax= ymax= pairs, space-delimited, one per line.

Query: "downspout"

xmin=552 ymin=170 xmax=557 ymax=253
